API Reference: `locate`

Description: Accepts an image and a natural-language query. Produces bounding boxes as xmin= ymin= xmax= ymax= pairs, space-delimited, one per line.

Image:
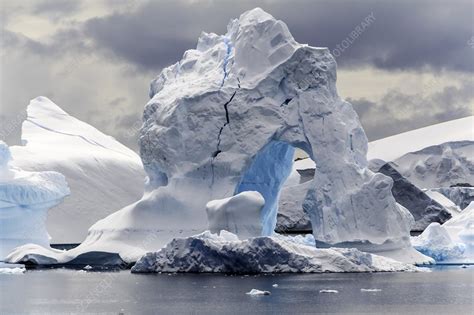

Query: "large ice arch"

xmin=6 ymin=8 xmax=422 ymax=265
xmin=138 ymin=8 xmax=413 ymax=251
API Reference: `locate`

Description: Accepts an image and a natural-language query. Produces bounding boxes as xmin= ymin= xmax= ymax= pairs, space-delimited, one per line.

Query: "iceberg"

xmin=131 ymin=231 xmax=419 ymax=273
xmin=6 ymin=8 xmax=426 ymax=266
xmin=411 ymin=202 xmax=474 ymax=263
xmin=246 ymin=289 xmax=271 ymax=296
xmin=0 ymin=141 xmax=69 ymax=259
xmin=278 ymin=160 xmax=453 ymax=233
xmin=10 ymin=97 xmax=146 ymax=243
xmin=141 ymin=7 xmax=415 ymax=254
xmin=411 ymin=223 xmax=465 ymax=261
xmin=278 ymin=114 xmax=474 ymax=233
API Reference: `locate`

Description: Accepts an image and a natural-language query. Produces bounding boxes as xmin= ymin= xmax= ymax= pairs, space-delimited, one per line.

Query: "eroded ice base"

xmin=131 ymin=231 xmax=420 ymax=273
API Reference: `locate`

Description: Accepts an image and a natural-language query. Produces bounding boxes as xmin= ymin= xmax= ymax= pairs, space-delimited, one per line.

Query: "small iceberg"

xmin=246 ymin=289 xmax=271 ymax=296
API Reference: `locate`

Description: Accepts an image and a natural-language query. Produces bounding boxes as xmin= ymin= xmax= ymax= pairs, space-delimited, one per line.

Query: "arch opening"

xmin=235 ymin=140 xmax=315 ymax=236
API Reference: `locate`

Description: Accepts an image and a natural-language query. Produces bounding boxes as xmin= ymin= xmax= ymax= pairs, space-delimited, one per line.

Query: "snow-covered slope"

xmin=368 ymin=116 xmax=474 ymax=162
xmin=432 ymin=186 xmax=474 ymax=210
xmin=0 ymin=141 xmax=69 ymax=259
xmin=376 ymin=162 xmax=452 ymax=230
xmin=10 ymin=97 xmax=145 ymax=243
xmin=393 ymin=141 xmax=473 ymax=188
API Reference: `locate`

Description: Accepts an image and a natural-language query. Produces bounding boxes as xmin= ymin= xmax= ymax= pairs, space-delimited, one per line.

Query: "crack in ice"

xmin=210 ymin=91 xmax=237 ymax=186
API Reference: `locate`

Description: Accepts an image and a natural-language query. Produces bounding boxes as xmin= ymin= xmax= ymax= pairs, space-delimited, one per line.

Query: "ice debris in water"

xmin=246 ymin=289 xmax=271 ymax=296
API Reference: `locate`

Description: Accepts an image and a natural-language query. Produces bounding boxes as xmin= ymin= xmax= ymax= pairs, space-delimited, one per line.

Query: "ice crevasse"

xmin=6 ymin=8 xmax=430 ymax=265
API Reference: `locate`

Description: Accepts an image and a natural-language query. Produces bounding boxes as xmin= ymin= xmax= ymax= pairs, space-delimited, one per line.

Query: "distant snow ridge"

xmin=368 ymin=118 xmax=474 ymax=219
xmin=394 ymin=141 xmax=474 ymax=189
xmin=131 ymin=231 xmax=418 ymax=273
xmin=10 ymin=97 xmax=145 ymax=243
xmin=368 ymin=116 xmax=474 ymax=162
xmin=433 ymin=186 xmax=474 ymax=210
xmin=0 ymin=141 xmax=69 ymax=259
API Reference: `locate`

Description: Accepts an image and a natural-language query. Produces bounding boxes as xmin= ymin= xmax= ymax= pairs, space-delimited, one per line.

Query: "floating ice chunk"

xmin=206 ymin=191 xmax=264 ymax=239
xmin=246 ymin=289 xmax=271 ymax=296
xmin=411 ymin=223 xmax=465 ymax=261
xmin=272 ymin=284 xmax=279 ymax=288
xmin=319 ymin=289 xmax=338 ymax=293
xmin=0 ymin=267 xmax=25 ymax=274
xmin=360 ymin=288 xmax=382 ymax=292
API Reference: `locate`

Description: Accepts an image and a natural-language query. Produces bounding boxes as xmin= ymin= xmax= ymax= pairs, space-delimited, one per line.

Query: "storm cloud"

xmin=82 ymin=0 xmax=474 ymax=73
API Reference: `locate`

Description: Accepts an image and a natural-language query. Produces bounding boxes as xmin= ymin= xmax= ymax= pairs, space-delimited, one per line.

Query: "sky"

xmin=1 ymin=0 xmax=473 ymax=151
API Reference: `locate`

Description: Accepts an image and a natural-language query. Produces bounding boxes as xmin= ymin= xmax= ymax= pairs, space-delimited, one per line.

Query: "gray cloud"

xmin=3 ymin=28 xmax=91 ymax=58
xmin=81 ymin=0 xmax=474 ymax=73
xmin=33 ymin=0 xmax=81 ymax=16
xmin=350 ymin=81 xmax=474 ymax=141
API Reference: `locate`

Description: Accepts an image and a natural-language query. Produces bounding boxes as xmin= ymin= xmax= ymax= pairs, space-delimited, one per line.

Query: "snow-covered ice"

xmin=393 ymin=141 xmax=473 ymax=189
xmin=206 ymin=191 xmax=264 ymax=239
xmin=443 ymin=202 xmax=474 ymax=245
xmin=131 ymin=231 xmax=420 ymax=273
xmin=433 ymin=186 xmax=474 ymax=210
xmin=0 ymin=141 xmax=69 ymax=259
xmin=411 ymin=223 xmax=465 ymax=261
xmin=6 ymin=8 xmax=425 ymax=267
xmin=10 ymin=97 xmax=145 ymax=243
xmin=411 ymin=202 xmax=474 ymax=263
xmin=423 ymin=190 xmax=461 ymax=216
xmin=279 ymin=115 xmax=473 ymax=233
